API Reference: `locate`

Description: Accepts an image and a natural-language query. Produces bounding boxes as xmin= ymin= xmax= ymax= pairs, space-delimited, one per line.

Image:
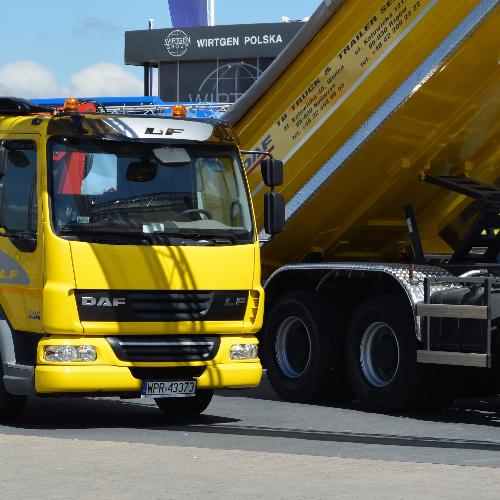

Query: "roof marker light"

xmin=64 ymin=98 xmax=79 ymax=113
xmin=172 ymin=104 xmax=187 ymax=117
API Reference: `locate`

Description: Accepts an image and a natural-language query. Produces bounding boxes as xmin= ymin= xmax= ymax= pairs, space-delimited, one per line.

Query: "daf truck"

xmin=0 ymin=97 xmax=283 ymax=421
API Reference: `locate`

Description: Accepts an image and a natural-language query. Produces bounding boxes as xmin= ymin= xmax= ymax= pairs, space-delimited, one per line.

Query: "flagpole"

xmin=209 ymin=0 xmax=214 ymax=26
xmin=148 ymin=19 xmax=154 ymax=96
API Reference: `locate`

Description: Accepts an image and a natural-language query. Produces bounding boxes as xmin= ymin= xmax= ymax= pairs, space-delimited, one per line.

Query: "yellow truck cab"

xmin=0 ymin=97 xmax=281 ymax=421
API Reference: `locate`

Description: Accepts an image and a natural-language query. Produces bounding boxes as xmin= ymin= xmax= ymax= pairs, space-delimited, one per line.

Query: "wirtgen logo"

xmin=82 ymin=297 xmax=126 ymax=307
xmin=164 ymin=30 xmax=191 ymax=57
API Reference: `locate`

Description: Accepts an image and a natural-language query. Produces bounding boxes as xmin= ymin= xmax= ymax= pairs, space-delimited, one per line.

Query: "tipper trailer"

xmin=225 ymin=0 xmax=500 ymax=411
xmin=0 ymin=97 xmax=284 ymax=421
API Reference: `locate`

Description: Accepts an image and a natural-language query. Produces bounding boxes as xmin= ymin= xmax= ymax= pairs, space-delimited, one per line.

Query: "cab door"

xmin=0 ymin=135 xmax=44 ymax=333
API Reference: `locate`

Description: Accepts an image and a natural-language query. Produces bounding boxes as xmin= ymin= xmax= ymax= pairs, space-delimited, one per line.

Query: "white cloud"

xmin=69 ymin=63 xmax=143 ymax=97
xmin=72 ymin=17 xmax=120 ymax=35
xmin=0 ymin=61 xmax=69 ymax=99
xmin=0 ymin=61 xmax=145 ymax=100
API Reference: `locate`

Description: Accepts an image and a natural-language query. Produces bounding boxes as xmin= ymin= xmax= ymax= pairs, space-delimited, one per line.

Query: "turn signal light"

xmin=172 ymin=104 xmax=187 ymax=117
xmin=64 ymin=98 xmax=80 ymax=113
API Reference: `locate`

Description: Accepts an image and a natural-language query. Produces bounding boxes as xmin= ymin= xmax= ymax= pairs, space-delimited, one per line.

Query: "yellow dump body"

xmin=226 ymin=0 xmax=500 ymax=271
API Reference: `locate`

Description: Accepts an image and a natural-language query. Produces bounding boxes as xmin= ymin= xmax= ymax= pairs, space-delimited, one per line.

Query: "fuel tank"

xmin=429 ymin=286 xmax=500 ymax=353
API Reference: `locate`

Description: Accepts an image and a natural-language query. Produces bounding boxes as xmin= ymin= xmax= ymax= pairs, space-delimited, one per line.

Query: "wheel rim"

xmin=275 ymin=316 xmax=311 ymax=378
xmin=360 ymin=321 xmax=399 ymax=387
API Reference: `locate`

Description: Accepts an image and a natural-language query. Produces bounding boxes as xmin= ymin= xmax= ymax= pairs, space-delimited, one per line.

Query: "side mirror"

xmin=264 ymin=192 xmax=285 ymax=235
xmin=0 ymin=147 xmax=8 ymax=177
xmin=261 ymin=159 xmax=283 ymax=187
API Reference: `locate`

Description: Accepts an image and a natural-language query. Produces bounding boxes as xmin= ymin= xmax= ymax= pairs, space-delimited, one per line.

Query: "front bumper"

xmin=34 ymin=334 xmax=262 ymax=394
xmin=35 ymin=362 xmax=262 ymax=393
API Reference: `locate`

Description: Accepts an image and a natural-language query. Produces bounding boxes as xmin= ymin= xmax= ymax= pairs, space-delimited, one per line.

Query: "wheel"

xmin=181 ymin=209 xmax=212 ymax=220
xmin=263 ymin=290 xmax=353 ymax=403
xmin=0 ymin=357 xmax=27 ymax=423
xmin=346 ymin=294 xmax=432 ymax=413
xmin=154 ymin=389 xmax=214 ymax=418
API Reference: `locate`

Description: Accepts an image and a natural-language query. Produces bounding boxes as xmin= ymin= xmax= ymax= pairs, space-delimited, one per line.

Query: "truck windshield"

xmin=48 ymin=137 xmax=254 ymax=244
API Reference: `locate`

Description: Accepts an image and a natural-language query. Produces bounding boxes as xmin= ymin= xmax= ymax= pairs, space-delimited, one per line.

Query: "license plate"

xmin=141 ymin=380 xmax=197 ymax=398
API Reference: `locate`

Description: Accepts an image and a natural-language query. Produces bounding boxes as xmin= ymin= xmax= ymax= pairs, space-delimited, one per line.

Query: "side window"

xmin=196 ymin=157 xmax=240 ymax=226
xmin=3 ymin=143 xmax=37 ymax=231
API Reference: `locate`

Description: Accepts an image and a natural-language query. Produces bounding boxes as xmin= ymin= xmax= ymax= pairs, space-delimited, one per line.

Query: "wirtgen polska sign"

xmin=125 ymin=22 xmax=304 ymax=62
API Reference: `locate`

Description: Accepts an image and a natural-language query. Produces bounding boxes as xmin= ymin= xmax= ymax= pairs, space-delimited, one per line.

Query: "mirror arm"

xmin=240 ymin=150 xmax=274 ymax=160
xmin=259 ymin=233 xmax=275 ymax=244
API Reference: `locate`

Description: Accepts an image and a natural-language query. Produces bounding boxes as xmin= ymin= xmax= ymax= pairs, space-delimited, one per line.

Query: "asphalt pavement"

xmin=2 ymin=374 xmax=500 ymax=498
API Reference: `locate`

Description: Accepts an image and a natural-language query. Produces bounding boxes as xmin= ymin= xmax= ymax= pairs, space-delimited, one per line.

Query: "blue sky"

xmin=0 ymin=0 xmax=314 ymax=99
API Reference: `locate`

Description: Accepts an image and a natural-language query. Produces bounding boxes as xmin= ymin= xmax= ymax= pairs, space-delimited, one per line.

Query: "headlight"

xmin=44 ymin=345 xmax=97 ymax=362
xmin=230 ymin=344 xmax=258 ymax=360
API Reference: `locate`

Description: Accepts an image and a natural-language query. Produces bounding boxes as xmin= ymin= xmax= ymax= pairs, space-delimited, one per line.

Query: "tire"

xmin=345 ymin=294 xmax=433 ymax=413
xmin=263 ymin=290 xmax=353 ymax=403
xmin=0 ymin=357 xmax=27 ymax=423
xmin=155 ymin=389 xmax=214 ymax=418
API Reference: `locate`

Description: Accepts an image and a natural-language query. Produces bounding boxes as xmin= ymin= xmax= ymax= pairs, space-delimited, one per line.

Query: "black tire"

xmin=155 ymin=389 xmax=214 ymax=418
xmin=263 ymin=290 xmax=353 ymax=403
xmin=0 ymin=357 xmax=27 ymax=423
xmin=345 ymin=294 xmax=434 ymax=413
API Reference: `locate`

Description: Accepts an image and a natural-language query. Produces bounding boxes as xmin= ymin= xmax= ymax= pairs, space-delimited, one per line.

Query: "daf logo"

xmin=82 ymin=297 xmax=126 ymax=307
xmin=164 ymin=29 xmax=191 ymax=57
xmin=225 ymin=297 xmax=246 ymax=306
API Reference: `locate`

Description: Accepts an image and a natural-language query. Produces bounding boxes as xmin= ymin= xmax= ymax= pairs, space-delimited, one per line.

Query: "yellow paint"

xmin=35 ymin=334 xmax=261 ymax=392
xmin=37 ymin=334 xmax=258 ymax=366
xmin=234 ymin=0 xmax=500 ymax=267
xmin=1 ymin=103 xmax=264 ymax=395
xmin=0 ymin=287 xmax=42 ymax=296
xmin=0 ymin=270 xmax=20 ymax=279
xmin=35 ymin=362 xmax=262 ymax=392
xmin=243 ymin=0 xmax=435 ymax=176
xmin=69 ymin=241 xmax=257 ymax=291
xmin=0 ymin=132 xmax=44 ymax=332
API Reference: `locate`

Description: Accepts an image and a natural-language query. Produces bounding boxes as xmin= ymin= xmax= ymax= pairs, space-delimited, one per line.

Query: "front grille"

xmin=128 ymin=292 xmax=214 ymax=321
xmin=129 ymin=366 xmax=206 ymax=380
xmin=107 ymin=335 xmax=220 ymax=362
xmin=76 ymin=290 xmax=249 ymax=322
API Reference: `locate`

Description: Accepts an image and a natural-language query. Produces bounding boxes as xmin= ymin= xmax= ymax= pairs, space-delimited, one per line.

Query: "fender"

xmin=0 ymin=305 xmax=43 ymax=395
xmin=263 ymin=263 xmax=455 ymax=341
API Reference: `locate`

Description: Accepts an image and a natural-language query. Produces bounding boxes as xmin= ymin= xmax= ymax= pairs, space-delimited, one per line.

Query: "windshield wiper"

xmin=150 ymin=231 xmax=236 ymax=245
xmin=60 ymin=227 xmax=157 ymax=244
xmin=198 ymin=233 xmax=239 ymax=245
xmin=154 ymin=231 xmax=201 ymax=238
xmin=59 ymin=227 xmax=238 ymax=246
xmin=95 ymin=229 xmax=158 ymax=244
xmin=156 ymin=231 xmax=238 ymax=245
